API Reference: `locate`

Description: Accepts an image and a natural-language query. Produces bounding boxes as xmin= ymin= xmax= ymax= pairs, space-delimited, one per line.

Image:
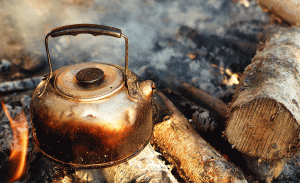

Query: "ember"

xmin=223 ymin=68 xmax=240 ymax=86
xmin=1 ymin=101 xmax=28 ymax=183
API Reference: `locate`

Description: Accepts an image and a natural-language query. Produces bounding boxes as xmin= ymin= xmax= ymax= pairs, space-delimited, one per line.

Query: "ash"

xmin=138 ymin=20 xmax=264 ymax=100
xmin=0 ymin=0 xmax=300 ymax=182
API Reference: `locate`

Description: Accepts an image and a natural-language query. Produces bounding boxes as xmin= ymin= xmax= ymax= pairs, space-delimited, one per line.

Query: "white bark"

xmin=232 ymin=26 xmax=300 ymax=126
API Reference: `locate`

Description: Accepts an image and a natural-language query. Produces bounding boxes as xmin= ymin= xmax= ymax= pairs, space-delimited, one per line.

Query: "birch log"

xmin=225 ymin=25 xmax=300 ymax=181
xmin=151 ymin=91 xmax=247 ymax=183
xmin=258 ymin=0 xmax=300 ymax=26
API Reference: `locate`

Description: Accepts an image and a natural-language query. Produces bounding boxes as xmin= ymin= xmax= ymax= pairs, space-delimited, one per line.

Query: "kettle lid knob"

xmin=76 ymin=67 xmax=104 ymax=85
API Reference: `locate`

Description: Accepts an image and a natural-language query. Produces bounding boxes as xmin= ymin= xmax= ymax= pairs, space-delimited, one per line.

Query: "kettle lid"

xmin=54 ymin=62 xmax=124 ymax=100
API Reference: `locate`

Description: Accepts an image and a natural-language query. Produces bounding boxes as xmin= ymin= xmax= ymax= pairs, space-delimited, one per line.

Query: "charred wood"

xmin=178 ymin=25 xmax=258 ymax=57
xmin=158 ymin=88 xmax=219 ymax=133
xmin=0 ymin=60 xmax=11 ymax=73
xmin=151 ymin=91 xmax=247 ymax=183
xmin=141 ymin=67 xmax=228 ymax=120
xmin=0 ymin=76 xmax=42 ymax=94
xmin=0 ymin=150 xmax=9 ymax=183
xmin=170 ymin=79 xmax=228 ymax=119
xmin=158 ymin=74 xmax=228 ymax=119
xmin=274 ymin=151 xmax=300 ymax=182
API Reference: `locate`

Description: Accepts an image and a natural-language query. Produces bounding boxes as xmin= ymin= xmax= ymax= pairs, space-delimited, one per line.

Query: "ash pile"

xmin=1 ymin=0 xmax=300 ymax=182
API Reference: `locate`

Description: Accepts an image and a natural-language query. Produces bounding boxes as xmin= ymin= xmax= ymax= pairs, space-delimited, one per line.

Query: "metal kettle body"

xmin=29 ymin=24 xmax=155 ymax=168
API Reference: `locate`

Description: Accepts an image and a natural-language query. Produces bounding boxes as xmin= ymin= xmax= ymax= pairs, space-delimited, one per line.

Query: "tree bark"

xmin=258 ymin=0 xmax=300 ymax=26
xmin=225 ymin=25 xmax=300 ymax=181
xmin=101 ymin=144 xmax=178 ymax=183
xmin=151 ymin=91 xmax=247 ymax=183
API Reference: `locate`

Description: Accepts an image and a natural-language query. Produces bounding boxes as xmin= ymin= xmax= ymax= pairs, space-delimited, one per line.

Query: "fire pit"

xmin=1 ymin=0 xmax=300 ymax=182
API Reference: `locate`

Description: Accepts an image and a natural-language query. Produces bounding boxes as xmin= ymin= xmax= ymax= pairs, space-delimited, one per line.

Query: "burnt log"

xmin=161 ymin=88 xmax=219 ymax=133
xmin=225 ymin=25 xmax=300 ymax=181
xmin=171 ymin=80 xmax=228 ymax=119
xmin=0 ymin=76 xmax=42 ymax=93
xmin=151 ymin=91 xmax=247 ymax=182
xmin=142 ymin=67 xmax=228 ymax=120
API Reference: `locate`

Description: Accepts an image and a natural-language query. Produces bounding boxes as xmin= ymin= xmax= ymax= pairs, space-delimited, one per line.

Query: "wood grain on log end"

xmin=226 ymin=98 xmax=300 ymax=160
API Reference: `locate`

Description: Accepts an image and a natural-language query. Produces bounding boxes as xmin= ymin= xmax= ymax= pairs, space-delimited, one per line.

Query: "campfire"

xmin=1 ymin=0 xmax=300 ymax=182
xmin=1 ymin=101 xmax=28 ymax=183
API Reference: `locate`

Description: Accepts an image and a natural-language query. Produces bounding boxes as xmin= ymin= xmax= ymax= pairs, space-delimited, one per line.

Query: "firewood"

xmin=146 ymin=73 xmax=228 ymax=120
xmin=151 ymin=91 xmax=247 ymax=183
xmin=170 ymin=78 xmax=228 ymax=119
xmin=26 ymin=143 xmax=178 ymax=182
xmin=140 ymin=66 xmax=228 ymax=119
xmin=0 ymin=76 xmax=42 ymax=93
xmin=101 ymin=144 xmax=178 ymax=183
xmin=161 ymin=88 xmax=219 ymax=133
xmin=258 ymin=0 xmax=300 ymax=26
xmin=225 ymin=25 xmax=300 ymax=181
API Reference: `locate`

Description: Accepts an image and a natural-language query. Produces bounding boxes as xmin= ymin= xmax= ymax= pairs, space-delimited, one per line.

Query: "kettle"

xmin=29 ymin=24 xmax=156 ymax=168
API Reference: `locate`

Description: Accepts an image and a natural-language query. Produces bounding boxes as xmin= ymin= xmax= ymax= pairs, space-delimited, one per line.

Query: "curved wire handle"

xmin=38 ymin=24 xmax=129 ymax=98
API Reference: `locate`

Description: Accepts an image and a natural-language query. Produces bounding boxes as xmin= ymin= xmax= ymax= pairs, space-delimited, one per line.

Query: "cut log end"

xmin=226 ymin=98 xmax=300 ymax=160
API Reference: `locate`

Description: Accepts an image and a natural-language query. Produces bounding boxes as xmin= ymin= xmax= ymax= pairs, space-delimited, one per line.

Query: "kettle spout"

xmin=138 ymin=80 xmax=156 ymax=99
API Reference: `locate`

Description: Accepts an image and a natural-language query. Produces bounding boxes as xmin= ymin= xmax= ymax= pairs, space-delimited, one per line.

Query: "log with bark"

xmin=151 ymin=91 xmax=247 ymax=183
xmin=258 ymin=0 xmax=300 ymax=26
xmin=225 ymin=24 xmax=300 ymax=181
xmin=100 ymin=143 xmax=178 ymax=183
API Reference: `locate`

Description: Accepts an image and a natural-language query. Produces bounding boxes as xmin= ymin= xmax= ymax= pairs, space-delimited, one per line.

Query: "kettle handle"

xmin=45 ymin=24 xmax=129 ymax=79
xmin=49 ymin=24 xmax=122 ymax=38
xmin=39 ymin=24 xmax=129 ymax=98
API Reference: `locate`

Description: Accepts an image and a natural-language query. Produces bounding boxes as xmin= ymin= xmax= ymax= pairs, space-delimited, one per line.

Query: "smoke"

xmin=0 ymin=0 xmax=268 ymax=72
xmin=0 ymin=0 xmax=206 ymax=70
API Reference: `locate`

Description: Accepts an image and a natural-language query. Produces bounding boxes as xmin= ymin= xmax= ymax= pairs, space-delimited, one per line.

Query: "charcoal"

xmin=274 ymin=153 xmax=300 ymax=182
xmin=0 ymin=150 xmax=9 ymax=183
xmin=144 ymin=22 xmax=264 ymax=98
xmin=192 ymin=108 xmax=217 ymax=132
xmin=0 ymin=59 xmax=11 ymax=72
xmin=20 ymin=95 xmax=31 ymax=110
xmin=0 ymin=76 xmax=42 ymax=93
xmin=226 ymin=20 xmax=266 ymax=43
